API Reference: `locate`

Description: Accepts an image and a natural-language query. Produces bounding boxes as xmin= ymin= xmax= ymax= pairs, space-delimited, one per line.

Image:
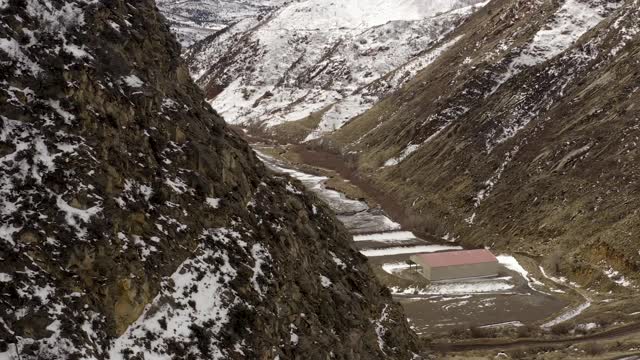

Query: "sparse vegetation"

xmin=469 ymin=325 xmax=498 ymax=338
xmin=582 ymin=342 xmax=605 ymax=356
xmin=550 ymin=322 xmax=573 ymax=336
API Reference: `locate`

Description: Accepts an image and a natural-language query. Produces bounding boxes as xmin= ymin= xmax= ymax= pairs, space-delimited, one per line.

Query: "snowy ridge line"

xmin=489 ymin=0 xmax=614 ymax=97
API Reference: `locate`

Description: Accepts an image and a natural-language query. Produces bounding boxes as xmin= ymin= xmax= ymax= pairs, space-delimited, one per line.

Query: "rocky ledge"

xmin=0 ymin=0 xmax=418 ymax=358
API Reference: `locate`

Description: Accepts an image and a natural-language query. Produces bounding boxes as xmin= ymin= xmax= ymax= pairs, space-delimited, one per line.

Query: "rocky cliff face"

xmin=325 ymin=0 xmax=640 ymax=286
xmin=184 ymin=0 xmax=486 ymax=141
xmin=0 ymin=0 xmax=417 ymax=358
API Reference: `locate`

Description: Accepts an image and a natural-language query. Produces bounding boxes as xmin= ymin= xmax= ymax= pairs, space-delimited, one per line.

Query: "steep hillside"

xmin=325 ymin=0 xmax=640 ymax=286
xmin=0 ymin=0 xmax=417 ymax=358
xmin=185 ymin=0 xmax=486 ymax=141
xmin=156 ymin=0 xmax=285 ymax=47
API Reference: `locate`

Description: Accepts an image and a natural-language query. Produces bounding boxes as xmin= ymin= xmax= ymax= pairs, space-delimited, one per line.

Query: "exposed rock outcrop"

xmin=0 ymin=0 xmax=417 ymax=358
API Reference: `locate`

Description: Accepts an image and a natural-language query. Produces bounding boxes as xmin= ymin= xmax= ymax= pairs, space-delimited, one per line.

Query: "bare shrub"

xmin=404 ymin=212 xmax=445 ymax=237
xmin=516 ymin=325 xmax=534 ymax=338
xmin=543 ymin=249 xmax=565 ymax=275
xmin=550 ymin=322 xmax=572 ymax=335
xmin=469 ymin=325 xmax=497 ymax=338
xmin=583 ymin=342 xmax=605 ymax=356
xmin=448 ymin=325 xmax=468 ymax=339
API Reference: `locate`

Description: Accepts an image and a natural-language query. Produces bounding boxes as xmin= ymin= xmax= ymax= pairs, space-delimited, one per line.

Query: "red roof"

xmin=414 ymin=249 xmax=497 ymax=268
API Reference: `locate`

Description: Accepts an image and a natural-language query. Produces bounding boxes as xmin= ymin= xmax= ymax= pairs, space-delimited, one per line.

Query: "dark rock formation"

xmin=0 ymin=0 xmax=417 ymax=358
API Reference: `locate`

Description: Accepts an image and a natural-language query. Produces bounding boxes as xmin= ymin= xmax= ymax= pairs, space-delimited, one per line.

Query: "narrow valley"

xmin=3 ymin=0 xmax=640 ymax=358
xmin=253 ymin=142 xmax=640 ymax=358
xmin=169 ymin=0 xmax=640 ymax=355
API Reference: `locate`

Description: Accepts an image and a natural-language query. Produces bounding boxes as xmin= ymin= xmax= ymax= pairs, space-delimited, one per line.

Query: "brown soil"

xmin=275 ymin=144 xmax=446 ymax=243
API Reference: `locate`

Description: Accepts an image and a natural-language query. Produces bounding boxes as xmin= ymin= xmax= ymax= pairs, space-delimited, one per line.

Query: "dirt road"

xmin=427 ymin=321 xmax=640 ymax=353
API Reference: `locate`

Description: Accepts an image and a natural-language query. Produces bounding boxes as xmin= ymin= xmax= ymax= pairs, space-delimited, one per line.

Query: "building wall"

xmin=429 ymin=262 xmax=499 ymax=281
xmin=410 ymin=256 xmax=499 ymax=281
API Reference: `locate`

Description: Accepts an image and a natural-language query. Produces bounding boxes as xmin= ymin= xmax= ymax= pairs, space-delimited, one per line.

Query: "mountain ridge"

xmin=184 ymin=0 xmax=487 ymax=140
xmin=0 ymin=0 xmax=418 ymax=358
xmin=321 ymin=0 xmax=640 ymax=287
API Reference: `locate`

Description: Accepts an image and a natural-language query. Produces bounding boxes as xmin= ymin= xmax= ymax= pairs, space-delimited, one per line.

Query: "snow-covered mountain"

xmin=157 ymin=0 xmax=286 ymax=47
xmin=184 ymin=0 xmax=487 ymax=140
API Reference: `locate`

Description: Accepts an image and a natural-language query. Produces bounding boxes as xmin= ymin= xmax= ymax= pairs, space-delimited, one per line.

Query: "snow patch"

xmin=497 ymin=254 xmax=545 ymax=289
xmin=319 ymin=275 xmax=332 ymax=288
xmin=165 ymin=177 xmax=189 ymax=194
xmin=384 ymin=143 xmax=421 ymax=167
xmin=250 ymin=243 xmax=270 ymax=296
xmin=372 ymin=304 xmax=391 ymax=354
xmin=353 ymin=231 xmax=417 ymax=243
xmin=604 ymin=267 xmax=632 ymax=287
xmin=382 ymin=262 xmax=412 ymax=274
xmin=360 ymin=244 xmax=462 ymax=257
xmin=206 ymin=197 xmax=221 ymax=208
xmin=122 ymin=75 xmax=144 ymax=88
xmin=492 ymin=0 xmax=611 ymax=95
xmin=330 ymin=252 xmax=347 ymax=269
xmin=541 ymin=301 xmax=591 ymax=329
xmin=110 ymin=247 xmax=238 ymax=359
xmin=56 ymin=196 xmax=102 ymax=240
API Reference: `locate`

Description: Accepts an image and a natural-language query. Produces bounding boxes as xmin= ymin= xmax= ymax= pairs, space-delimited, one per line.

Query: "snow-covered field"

xmin=541 ymin=301 xmax=592 ymax=329
xmin=360 ymin=244 xmax=462 ymax=257
xmin=391 ymin=277 xmax=515 ymax=296
xmin=257 ymin=151 xmax=368 ymax=214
